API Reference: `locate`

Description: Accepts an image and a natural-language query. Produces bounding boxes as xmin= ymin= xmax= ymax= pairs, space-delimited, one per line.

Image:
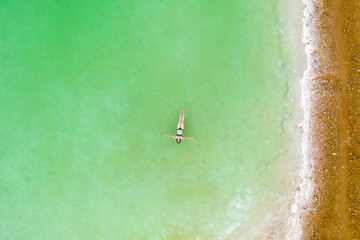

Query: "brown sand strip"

xmin=302 ymin=0 xmax=360 ymax=239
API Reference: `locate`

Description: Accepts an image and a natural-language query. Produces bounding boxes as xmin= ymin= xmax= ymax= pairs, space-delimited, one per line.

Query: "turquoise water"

xmin=1 ymin=0 xmax=293 ymax=239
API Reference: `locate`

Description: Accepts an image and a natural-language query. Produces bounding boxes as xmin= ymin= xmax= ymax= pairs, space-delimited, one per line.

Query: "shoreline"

xmin=227 ymin=0 xmax=360 ymax=238
xmin=227 ymin=0 xmax=307 ymax=238
xmin=293 ymin=0 xmax=360 ymax=238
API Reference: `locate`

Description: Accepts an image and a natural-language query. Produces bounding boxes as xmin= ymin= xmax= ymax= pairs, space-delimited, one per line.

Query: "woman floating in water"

xmin=164 ymin=110 xmax=195 ymax=144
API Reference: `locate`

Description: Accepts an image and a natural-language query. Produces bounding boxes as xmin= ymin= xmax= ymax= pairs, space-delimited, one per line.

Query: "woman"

xmin=164 ymin=110 xmax=195 ymax=144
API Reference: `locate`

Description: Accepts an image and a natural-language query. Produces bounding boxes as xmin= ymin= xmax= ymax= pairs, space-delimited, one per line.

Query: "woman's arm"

xmin=182 ymin=137 xmax=195 ymax=141
xmin=164 ymin=135 xmax=176 ymax=139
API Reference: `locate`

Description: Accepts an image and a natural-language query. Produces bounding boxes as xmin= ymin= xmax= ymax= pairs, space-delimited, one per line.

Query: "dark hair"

xmin=176 ymin=139 xmax=181 ymax=144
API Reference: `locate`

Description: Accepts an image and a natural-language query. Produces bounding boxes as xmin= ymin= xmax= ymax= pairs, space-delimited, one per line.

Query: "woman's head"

xmin=176 ymin=139 xmax=181 ymax=144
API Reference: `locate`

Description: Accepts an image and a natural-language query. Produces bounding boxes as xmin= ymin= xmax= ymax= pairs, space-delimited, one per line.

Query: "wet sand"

xmin=299 ymin=0 xmax=360 ymax=238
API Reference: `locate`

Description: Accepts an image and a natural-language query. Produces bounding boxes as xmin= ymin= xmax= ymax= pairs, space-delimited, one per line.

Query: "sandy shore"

xmin=296 ymin=0 xmax=360 ymax=238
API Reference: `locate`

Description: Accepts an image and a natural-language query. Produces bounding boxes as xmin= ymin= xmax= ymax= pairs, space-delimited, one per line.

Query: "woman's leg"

xmin=177 ymin=110 xmax=182 ymax=129
xmin=181 ymin=110 xmax=185 ymax=129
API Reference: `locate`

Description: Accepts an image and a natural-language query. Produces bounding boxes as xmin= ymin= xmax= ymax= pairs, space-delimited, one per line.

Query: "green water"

xmin=1 ymin=0 xmax=292 ymax=239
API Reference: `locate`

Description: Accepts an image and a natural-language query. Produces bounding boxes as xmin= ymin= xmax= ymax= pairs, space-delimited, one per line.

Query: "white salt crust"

xmin=286 ymin=0 xmax=320 ymax=239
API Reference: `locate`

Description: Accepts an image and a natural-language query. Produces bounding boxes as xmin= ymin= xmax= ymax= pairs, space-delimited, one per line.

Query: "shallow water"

xmin=0 ymin=0 xmax=296 ymax=239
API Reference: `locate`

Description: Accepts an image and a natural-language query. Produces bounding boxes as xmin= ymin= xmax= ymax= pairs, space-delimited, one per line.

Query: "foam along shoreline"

xmin=292 ymin=0 xmax=360 ymax=238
